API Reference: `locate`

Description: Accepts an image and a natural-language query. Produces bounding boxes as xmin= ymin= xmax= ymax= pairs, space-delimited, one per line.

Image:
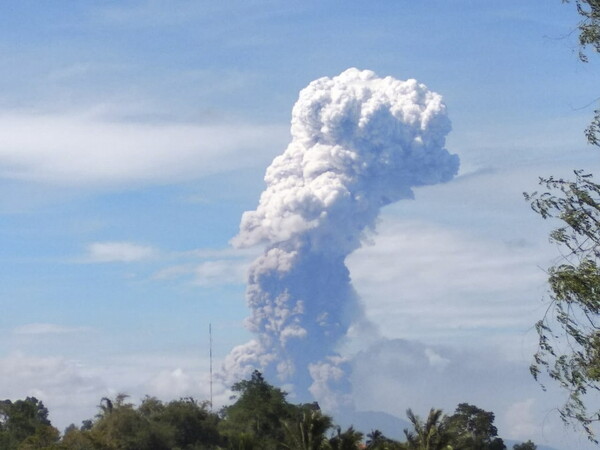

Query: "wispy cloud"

xmin=78 ymin=240 xmax=255 ymax=287
xmin=0 ymin=111 xmax=286 ymax=187
xmin=13 ymin=323 xmax=91 ymax=336
xmin=153 ymin=249 xmax=253 ymax=286
xmin=86 ymin=241 xmax=158 ymax=263
xmin=193 ymin=260 xmax=248 ymax=286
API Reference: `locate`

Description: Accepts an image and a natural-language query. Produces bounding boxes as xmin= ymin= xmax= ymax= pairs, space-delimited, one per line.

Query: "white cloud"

xmin=153 ymin=260 xmax=248 ymax=286
xmin=153 ymin=247 xmax=256 ymax=285
xmin=348 ymin=339 xmax=584 ymax=448
xmin=0 ymin=111 xmax=287 ymax=187
xmin=13 ymin=323 xmax=91 ymax=336
xmin=505 ymin=398 xmax=536 ymax=441
xmin=0 ymin=353 xmax=107 ymax=430
xmin=0 ymin=351 xmax=232 ymax=432
xmin=146 ymin=368 xmax=215 ymax=401
xmin=183 ymin=247 xmax=259 ymax=260
xmin=194 ymin=260 xmax=248 ymax=286
xmin=86 ymin=241 xmax=158 ymax=263
xmin=347 ymin=219 xmax=549 ymax=345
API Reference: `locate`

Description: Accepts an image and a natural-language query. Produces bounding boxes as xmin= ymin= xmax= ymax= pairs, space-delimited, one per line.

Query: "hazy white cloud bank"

xmin=0 ymin=111 xmax=287 ymax=187
xmin=349 ymin=338 xmax=585 ymax=449
xmin=505 ymin=398 xmax=537 ymax=441
xmin=0 ymin=338 xmax=586 ymax=448
xmin=348 ymin=218 xmax=549 ymax=345
xmin=0 ymin=353 xmax=107 ymax=430
xmin=0 ymin=351 xmax=230 ymax=432
xmin=338 ymin=214 xmax=592 ymax=447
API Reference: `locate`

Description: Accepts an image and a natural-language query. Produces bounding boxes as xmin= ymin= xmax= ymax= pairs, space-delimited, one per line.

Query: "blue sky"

xmin=1 ymin=1 xmax=599 ymax=448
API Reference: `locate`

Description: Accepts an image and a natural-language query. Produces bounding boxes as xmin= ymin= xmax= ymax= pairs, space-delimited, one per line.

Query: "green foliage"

xmin=0 ymin=397 xmax=58 ymax=450
xmin=327 ymin=425 xmax=363 ymax=450
xmin=60 ymin=426 xmax=101 ymax=450
xmin=0 ymin=377 xmax=537 ymax=449
xmin=564 ymin=0 xmax=600 ymax=62
xmin=90 ymin=394 xmax=171 ymax=449
xmin=442 ymin=403 xmax=505 ymax=450
xmin=525 ymin=0 xmax=600 ymax=442
xmin=403 ymin=408 xmax=450 ymax=450
xmin=17 ymin=425 xmax=60 ymax=450
xmin=63 ymin=393 xmax=223 ymax=450
xmin=526 ymin=172 xmax=600 ymax=440
xmin=220 ymin=370 xmax=296 ymax=449
xmin=566 ymin=0 xmax=600 ymax=147
xmin=512 ymin=440 xmax=537 ymax=450
xmin=365 ymin=429 xmax=403 ymax=449
xmin=162 ymin=397 xmax=222 ymax=448
xmin=281 ymin=406 xmax=333 ymax=450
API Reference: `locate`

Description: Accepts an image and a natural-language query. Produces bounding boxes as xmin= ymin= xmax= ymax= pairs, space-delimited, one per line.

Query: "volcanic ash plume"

xmin=224 ymin=68 xmax=459 ymax=407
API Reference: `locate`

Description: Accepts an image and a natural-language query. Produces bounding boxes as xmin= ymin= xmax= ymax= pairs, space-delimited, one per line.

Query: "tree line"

xmin=0 ymin=370 xmax=536 ymax=450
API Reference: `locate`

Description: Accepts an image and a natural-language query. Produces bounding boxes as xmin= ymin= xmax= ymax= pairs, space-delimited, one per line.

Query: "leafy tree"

xmin=526 ymin=0 xmax=600 ymax=442
xmin=220 ymin=370 xmax=296 ymax=449
xmin=327 ymin=425 xmax=363 ymax=450
xmin=92 ymin=394 xmax=173 ymax=450
xmin=75 ymin=394 xmax=222 ymax=450
xmin=0 ymin=397 xmax=58 ymax=449
xmin=527 ymin=172 xmax=600 ymax=438
xmin=366 ymin=430 xmax=386 ymax=449
xmin=567 ymin=0 xmax=600 ymax=144
xmin=442 ymin=403 xmax=505 ymax=450
xmin=367 ymin=430 xmax=384 ymax=447
xmin=225 ymin=431 xmax=261 ymax=450
xmin=513 ymin=440 xmax=537 ymax=450
xmin=404 ymin=408 xmax=450 ymax=450
xmin=159 ymin=397 xmax=222 ymax=448
xmin=281 ymin=406 xmax=332 ymax=450
xmin=17 ymin=425 xmax=60 ymax=449
xmin=365 ymin=429 xmax=404 ymax=449
xmin=60 ymin=425 xmax=101 ymax=450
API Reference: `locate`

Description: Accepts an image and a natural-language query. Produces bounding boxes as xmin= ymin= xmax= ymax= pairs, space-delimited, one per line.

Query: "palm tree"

xmin=281 ymin=409 xmax=333 ymax=450
xmin=366 ymin=429 xmax=403 ymax=449
xmin=367 ymin=430 xmax=385 ymax=448
xmin=96 ymin=393 xmax=130 ymax=419
xmin=404 ymin=408 xmax=451 ymax=450
xmin=328 ymin=425 xmax=364 ymax=449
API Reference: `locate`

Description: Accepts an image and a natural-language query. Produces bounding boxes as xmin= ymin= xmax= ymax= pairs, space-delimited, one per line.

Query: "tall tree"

xmin=220 ymin=370 xmax=296 ymax=449
xmin=366 ymin=429 xmax=402 ymax=450
xmin=358 ymin=429 xmax=403 ymax=450
xmin=527 ymin=0 xmax=600 ymax=442
xmin=0 ymin=397 xmax=59 ymax=450
xmin=328 ymin=425 xmax=363 ymax=450
xmin=442 ymin=403 xmax=505 ymax=450
xmin=281 ymin=407 xmax=332 ymax=450
xmin=513 ymin=441 xmax=537 ymax=450
xmin=404 ymin=408 xmax=450 ymax=450
xmin=65 ymin=394 xmax=222 ymax=450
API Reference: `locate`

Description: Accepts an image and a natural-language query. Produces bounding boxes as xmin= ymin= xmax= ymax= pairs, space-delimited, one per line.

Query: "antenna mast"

xmin=209 ymin=323 xmax=213 ymax=409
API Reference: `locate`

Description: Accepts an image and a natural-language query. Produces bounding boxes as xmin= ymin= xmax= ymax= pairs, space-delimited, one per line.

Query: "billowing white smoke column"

xmin=225 ymin=68 xmax=459 ymax=407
